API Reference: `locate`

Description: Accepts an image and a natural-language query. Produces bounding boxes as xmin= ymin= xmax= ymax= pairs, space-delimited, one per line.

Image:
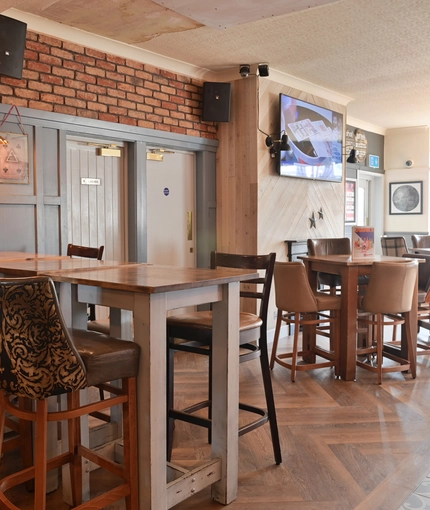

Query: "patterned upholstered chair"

xmin=380 ymin=236 xmax=408 ymax=256
xmin=0 ymin=276 xmax=140 ymax=509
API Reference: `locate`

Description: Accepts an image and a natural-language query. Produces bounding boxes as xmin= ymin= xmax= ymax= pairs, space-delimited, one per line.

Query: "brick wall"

xmin=0 ymin=31 xmax=217 ymax=140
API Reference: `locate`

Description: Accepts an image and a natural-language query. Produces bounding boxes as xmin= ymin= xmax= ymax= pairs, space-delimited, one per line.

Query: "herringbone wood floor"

xmin=2 ymin=331 xmax=430 ymax=509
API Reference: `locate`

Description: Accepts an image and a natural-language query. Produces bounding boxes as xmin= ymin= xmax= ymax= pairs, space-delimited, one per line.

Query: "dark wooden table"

xmin=299 ymin=254 xmax=419 ymax=381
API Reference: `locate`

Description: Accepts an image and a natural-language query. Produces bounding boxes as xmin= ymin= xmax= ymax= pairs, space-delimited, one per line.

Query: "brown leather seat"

xmin=356 ymin=260 xmax=418 ymax=384
xmin=307 ymin=237 xmax=351 ymax=292
xmin=411 ymin=234 xmax=430 ymax=249
xmin=270 ymin=261 xmax=341 ymax=382
xmin=0 ymin=276 xmax=140 ymax=509
xmin=402 ymin=253 xmax=430 ymax=354
xmin=166 ymin=251 xmax=281 ymax=465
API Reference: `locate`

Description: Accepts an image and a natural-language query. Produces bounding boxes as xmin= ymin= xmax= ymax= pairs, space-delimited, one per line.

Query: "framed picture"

xmin=0 ymin=132 xmax=29 ymax=184
xmin=345 ymin=179 xmax=356 ymax=224
xmin=389 ymin=181 xmax=423 ymax=215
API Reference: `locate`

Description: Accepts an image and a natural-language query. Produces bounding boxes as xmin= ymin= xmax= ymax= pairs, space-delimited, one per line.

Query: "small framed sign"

xmin=368 ymin=154 xmax=379 ymax=169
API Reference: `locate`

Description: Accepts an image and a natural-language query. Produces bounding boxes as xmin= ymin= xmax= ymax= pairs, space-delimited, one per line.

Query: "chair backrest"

xmin=362 ymin=260 xmax=418 ymax=314
xmin=0 ymin=276 xmax=87 ymax=400
xmin=210 ymin=252 xmax=276 ymax=325
xmin=307 ymin=237 xmax=351 ymax=256
xmin=411 ymin=234 xmax=430 ymax=249
xmin=67 ymin=243 xmax=104 ymax=260
xmin=274 ymin=261 xmax=319 ymax=313
xmin=402 ymin=253 xmax=430 ymax=301
xmin=380 ymin=236 xmax=408 ymax=256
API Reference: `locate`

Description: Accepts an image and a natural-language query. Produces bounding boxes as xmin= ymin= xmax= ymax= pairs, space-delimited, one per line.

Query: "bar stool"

xmin=270 ymin=261 xmax=340 ymax=382
xmin=0 ymin=275 xmax=140 ymax=509
xmin=356 ymin=260 xmax=418 ymax=384
xmin=166 ymin=252 xmax=281 ymax=465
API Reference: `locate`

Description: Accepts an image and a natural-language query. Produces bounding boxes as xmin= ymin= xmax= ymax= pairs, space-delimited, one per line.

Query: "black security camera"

xmin=239 ymin=64 xmax=250 ymax=78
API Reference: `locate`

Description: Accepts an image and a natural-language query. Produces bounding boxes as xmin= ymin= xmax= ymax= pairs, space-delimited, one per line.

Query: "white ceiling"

xmin=3 ymin=0 xmax=430 ymax=131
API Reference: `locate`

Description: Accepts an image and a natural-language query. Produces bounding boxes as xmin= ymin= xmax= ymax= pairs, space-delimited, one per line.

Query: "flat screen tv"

xmin=278 ymin=93 xmax=344 ymax=183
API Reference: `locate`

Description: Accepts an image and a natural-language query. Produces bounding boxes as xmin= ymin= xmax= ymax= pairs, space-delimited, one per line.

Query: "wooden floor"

xmin=2 ymin=330 xmax=430 ymax=509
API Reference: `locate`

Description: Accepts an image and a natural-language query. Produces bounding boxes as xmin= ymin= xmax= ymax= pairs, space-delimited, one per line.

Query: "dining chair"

xmin=411 ymin=234 xmax=430 ymax=249
xmin=380 ymin=236 xmax=408 ymax=256
xmin=166 ymin=251 xmax=282 ymax=465
xmin=356 ymin=260 xmax=418 ymax=384
xmin=67 ymin=243 xmax=104 ymax=321
xmin=0 ymin=275 xmax=140 ymax=509
xmin=402 ymin=253 xmax=430 ymax=354
xmin=307 ymin=237 xmax=351 ymax=294
xmin=269 ymin=261 xmax=340 ymax=382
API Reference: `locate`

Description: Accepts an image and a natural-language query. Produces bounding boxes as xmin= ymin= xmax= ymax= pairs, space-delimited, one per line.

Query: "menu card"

xmin=352 ymin=226 xmax=375 ymax=257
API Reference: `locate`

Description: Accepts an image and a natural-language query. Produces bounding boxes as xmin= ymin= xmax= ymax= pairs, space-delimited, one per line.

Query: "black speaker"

xmin=202 ymin=82 xmax=231 ymax=122
xmin=0 ymin=15 xmax=27 ymax=79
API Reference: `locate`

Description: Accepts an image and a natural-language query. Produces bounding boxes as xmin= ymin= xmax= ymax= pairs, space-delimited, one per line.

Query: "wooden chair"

xmin=411 ymin=234 xmax=430 ymax=249
xmin=269 ymin=261 xmax=340 ymax=382
xmin=0 ymin=275 xmax=140 ymax=509
xmin=67 ymin=243 xmax=104 ymax=321
xmin=166 ymin=252 xmax=281 ymax=465
xmin=356 ymin=260 xmax=418 ymax=384
xmin=380 ymin=236 xmax=408 ymax=256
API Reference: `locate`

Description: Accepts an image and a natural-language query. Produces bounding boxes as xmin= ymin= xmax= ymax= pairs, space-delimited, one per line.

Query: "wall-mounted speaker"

xmin=0 ymin=15 xmax=27 ymax=79
xmin=202 ymin=82 xmax=231 ymax=122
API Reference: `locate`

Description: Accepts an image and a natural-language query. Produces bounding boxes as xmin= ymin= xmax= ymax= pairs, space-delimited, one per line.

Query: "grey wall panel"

xmin=42 ymin=127 xmax=60 ymax=196
xmin=0 ymin=204 xmax=36 ymax=251
xmin=44 ymin=205 xmax=60 ymax=255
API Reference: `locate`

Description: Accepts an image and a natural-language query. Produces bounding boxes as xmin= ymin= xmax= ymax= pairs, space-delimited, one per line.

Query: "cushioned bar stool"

xmin=270 ymin=261 xmax=341 ymax=382
xmin=0 ymin=275 xmax=140 ymax=509
xmin=356 ymin=260 xmax=418 ymax=384
xmin=166 ymin=252 xmax=281 ymax=465
xmin=402 ymin=253 xmax=430 ymax=354
xmin=411 ymin=234 xmax=430 ymax=249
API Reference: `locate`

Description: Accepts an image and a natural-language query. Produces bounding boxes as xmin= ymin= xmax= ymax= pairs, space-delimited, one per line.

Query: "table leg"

xmin=211 ymin=282 xmax=240 ymax=504
xmin=134 ymin=292 xmax=168 ymax=509
xmin=339 ymin=266 xmax=359 ymax=381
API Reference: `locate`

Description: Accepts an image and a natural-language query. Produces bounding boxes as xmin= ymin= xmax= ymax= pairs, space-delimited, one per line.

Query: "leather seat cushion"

xmin=70 ymin=329 xmax=140 ymax=386
xmin=314 ymin=292 xmax=341 ymax=311
xmin=167 ymin=311 xmax=262 ymax=332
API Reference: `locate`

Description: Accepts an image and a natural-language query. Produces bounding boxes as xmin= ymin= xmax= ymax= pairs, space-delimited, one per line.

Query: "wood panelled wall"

xmin=216 ymin=77 xmax=346 ymax=326
xmin=216 ymin=77 xmax=346 ymax=261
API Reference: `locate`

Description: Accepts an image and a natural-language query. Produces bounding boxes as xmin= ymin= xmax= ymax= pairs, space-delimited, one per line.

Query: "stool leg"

xmin=34 ymin=399 xmax=48 ymax=510
xmin=291 ymin=316 xmax=300 ymax=382
xmin=123 ymin=378 xmax=139 ymax=510
xmin=270 ymin=311 xmax=282 ymax=369
xmin=405 ymin=312 xmax=416 ymax=378
xmin=376 ymin=314 xmax=383 ymax=385
xmin=67 ymin=391 xmax=82 ymax=507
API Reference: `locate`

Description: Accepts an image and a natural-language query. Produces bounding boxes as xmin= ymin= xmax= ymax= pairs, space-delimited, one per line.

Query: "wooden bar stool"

xmin=270 ymin=261 xmax=340 ymax=382
xmin=0 ymin=275 xmax=140 ymax=509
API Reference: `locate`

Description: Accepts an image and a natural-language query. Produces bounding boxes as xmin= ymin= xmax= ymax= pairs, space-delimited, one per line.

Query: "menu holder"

xmin=352 ymin=226 xmax=375 ymax=258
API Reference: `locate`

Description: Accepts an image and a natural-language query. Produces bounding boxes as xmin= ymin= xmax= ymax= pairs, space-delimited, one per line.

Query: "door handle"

xmin=187 ymin=211 xmax=192 ymax=241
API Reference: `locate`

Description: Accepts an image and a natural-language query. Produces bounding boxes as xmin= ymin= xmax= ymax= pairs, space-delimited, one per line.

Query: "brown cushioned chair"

xmin=307 ymin=237 xmax=351 ymax=293
xmin=0 ymin=276 xmax=140 ymax=509
xmin=270 ymin=261 xmax=340 ymax=382
xmin=356 ymin=260 xmax=418 ymax=384
xmin=166 ymin=251 xmax=281 ymax=465
xmin=402 ymin=253 xmax=430 ymax=354
xmin=411 ymin=234 xmax=430 ymax=249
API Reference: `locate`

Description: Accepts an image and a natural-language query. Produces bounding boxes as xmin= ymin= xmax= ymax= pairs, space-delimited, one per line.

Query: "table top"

xmin=49 ymin=263 xmax=259 ymax=293
xmin=0 ymin=258 xmax=140 ymax=276
xmin=298 ymin=254 xmax=419 ymax=266
xmin=0 ymin=252 xmax=66 ymax=261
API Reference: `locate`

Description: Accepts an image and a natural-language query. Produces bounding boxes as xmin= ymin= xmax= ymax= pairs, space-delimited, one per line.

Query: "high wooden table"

xmin=0 ymin=258 xmax=258 ymax=509
xmin=299 ymin=254 xmax=419 ymax=381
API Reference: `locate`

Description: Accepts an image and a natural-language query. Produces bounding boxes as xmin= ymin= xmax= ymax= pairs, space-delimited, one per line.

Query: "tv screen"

xmin=278 ymin=93 xmax=344 ymax=183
